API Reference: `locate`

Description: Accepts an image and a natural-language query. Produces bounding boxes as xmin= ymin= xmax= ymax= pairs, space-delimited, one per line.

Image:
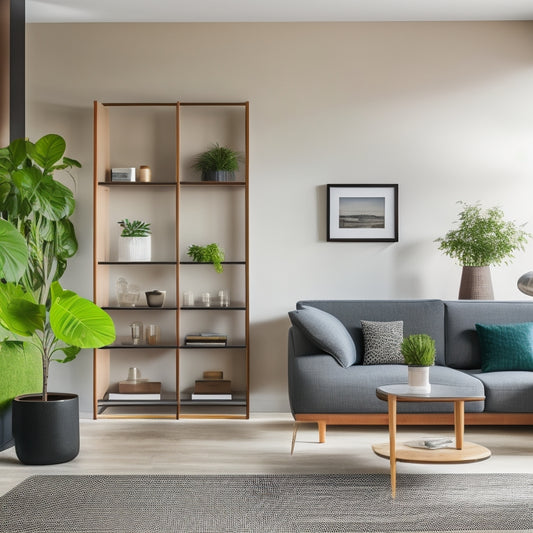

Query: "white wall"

xmin=26 ymin=22 xmax=533 ymax=415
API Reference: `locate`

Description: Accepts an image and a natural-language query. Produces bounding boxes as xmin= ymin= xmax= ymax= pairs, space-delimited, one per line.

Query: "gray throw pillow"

xmin=288 ymin=306 xmax=357 ymax=367
xmin=361 ymin=320 xmax=404 ymax=365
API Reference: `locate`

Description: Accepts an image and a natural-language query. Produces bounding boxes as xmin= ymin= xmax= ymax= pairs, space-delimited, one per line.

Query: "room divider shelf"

xmin=93 ymin=100 xmax=249 ymax=420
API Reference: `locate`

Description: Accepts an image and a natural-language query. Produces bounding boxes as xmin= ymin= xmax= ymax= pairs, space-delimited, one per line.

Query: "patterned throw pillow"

xmin=361 ymin=320 xmax=404 ymax=365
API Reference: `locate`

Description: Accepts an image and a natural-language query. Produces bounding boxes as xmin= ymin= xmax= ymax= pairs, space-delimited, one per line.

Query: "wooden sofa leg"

xmin=318 ymin=421 xmax=326 ymax=443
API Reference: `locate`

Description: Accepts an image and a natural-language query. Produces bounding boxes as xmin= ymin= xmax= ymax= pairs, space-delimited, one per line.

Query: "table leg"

xmin=388 ymin=394 xmax=397 ymax=498
xmin=454 ymin=400 xmax=464 ymax=450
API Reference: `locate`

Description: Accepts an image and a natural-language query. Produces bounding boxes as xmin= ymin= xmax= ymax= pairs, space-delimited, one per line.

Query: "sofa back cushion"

xmin=444 ymin=300 xmax=533 ymax=369
xmin=296 ymin=300 xmax=445 ymax=365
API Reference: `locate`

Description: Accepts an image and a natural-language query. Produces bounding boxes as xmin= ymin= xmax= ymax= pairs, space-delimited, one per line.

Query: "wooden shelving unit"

xmin=93 ymin=101 xmax=249 ymax=420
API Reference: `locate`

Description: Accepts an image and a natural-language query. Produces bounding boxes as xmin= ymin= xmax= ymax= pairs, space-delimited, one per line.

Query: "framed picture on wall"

xmin=327 ymin=184 xmax=398 ymax=242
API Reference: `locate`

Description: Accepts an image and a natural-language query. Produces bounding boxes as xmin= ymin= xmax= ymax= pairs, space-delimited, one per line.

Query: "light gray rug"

xmin=0 ymin=474 xmax=531 ymax=533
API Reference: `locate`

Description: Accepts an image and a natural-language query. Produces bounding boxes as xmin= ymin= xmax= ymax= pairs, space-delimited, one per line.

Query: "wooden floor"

xmin=0 ymin=413 xmax=531 ymax=496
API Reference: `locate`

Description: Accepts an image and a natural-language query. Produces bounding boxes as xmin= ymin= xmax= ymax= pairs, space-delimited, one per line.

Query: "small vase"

xmin=118 ymin=236 xmax=151 ymax=262
xmin=407 ymin=366 xmax=431 ymax=394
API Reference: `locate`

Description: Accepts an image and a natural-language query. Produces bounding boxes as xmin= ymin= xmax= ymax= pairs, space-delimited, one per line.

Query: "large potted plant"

xmin=193 ymin=143 xmax=241 ymax=182
xmin=0 ymin=134 xmax=115 ymax=464
xmin=436 ymin=202 xmax=530 ymax=299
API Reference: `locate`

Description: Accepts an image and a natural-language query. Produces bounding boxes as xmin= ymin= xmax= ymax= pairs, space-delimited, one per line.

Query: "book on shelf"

xmin=190 ymin=393 xmax=233 ymax=401
xmin=194 ymin=379 xmax=232 ymax=394
xmin=118 ymin=381 xmax=162 ymax=394
xmin=108 ymin=393 xmax=161 ymax=401
xmin=185 ymin=333 xmax=227 ymax=347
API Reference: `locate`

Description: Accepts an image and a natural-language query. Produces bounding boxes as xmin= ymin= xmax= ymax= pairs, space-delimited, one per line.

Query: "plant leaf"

xmin=0 ymin=283 xmax=45 ymax=336
xmin=27 ymin=134 xmax=66 ymax=171
xmin=0 ymin=218 xmax=28 ymax=282
xmin=49 ymin=281 xmax=116 ymax=348
xmin=53 ymin=344 xmax=81 ymax=363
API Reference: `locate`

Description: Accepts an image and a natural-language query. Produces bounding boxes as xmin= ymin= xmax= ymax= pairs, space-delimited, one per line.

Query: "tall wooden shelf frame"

xmin=93 ymin=101 xmax=250 ymax=420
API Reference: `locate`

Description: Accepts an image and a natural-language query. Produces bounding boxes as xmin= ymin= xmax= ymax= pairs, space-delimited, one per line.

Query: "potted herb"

xmin=0 ymin=134 xmax=115 ymax=464
xmin=193 ymin=143 xmax=241 ymax=182
xmin=187 ymin=243 xmax=225 ymax=273
xmin=118 ymin=219 xmax=151 ymax=262
xmin=436 ymin=202 xmax=530 ymax=299
xmin=401 ymin=334 xmax=436 ymax=394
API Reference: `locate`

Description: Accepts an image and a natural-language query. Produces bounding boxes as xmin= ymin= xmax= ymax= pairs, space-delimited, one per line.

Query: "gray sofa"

xmin=288 ymin=300 xmax=533 ymax=442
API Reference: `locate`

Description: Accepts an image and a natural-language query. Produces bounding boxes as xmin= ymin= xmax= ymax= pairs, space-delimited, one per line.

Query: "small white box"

xmin=111 ymin=167 xmax=136 ymax=182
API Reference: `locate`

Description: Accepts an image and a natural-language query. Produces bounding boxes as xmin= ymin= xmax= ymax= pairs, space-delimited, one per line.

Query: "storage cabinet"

xmin=93 ymin=101 xmax=249 ymax=419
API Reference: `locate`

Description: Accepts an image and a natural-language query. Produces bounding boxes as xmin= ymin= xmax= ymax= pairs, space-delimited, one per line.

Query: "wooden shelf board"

xmin=98 ymin=181 xmax=176 ymax=187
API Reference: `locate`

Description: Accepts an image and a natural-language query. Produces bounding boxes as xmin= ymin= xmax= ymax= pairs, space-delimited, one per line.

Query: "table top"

xmin=376 ymin=384 xmax=485 ymax=402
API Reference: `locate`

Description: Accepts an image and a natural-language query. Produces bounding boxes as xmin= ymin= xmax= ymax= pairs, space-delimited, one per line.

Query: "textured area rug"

xmin=0 ymin=474 xmax=531 ymax=533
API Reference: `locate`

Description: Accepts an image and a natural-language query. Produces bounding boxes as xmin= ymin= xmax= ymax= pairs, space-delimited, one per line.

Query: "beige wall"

xmin=26 ymin=22 xmax=533 ymax=414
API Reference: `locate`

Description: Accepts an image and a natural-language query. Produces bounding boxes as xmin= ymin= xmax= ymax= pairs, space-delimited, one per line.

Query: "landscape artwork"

xmin=339 ymin=197 xmax=385 ymax=229
xmin=327 ymin=184 xmax=398 ymax=242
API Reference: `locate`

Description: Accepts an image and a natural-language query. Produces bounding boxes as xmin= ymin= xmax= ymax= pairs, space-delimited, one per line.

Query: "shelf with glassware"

xmin=93 ymin=100 xmax=249 ymax=420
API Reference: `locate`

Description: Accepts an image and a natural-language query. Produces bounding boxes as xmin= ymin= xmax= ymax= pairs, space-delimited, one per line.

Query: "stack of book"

xmin=108 ymin=380 xmax=162 ymax=401
xmin=185 ymin=333 xmax=227 ymax=347
xmin=191 ymin=371 xmax=232 ymax=400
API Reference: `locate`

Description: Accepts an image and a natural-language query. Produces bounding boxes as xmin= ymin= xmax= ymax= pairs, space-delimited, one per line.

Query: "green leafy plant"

xmin=0 ymin=135 xmax=116 ymax=401
xmin=118 ymin=219 xmax=151 ymax=237
xmin=436 ymin=202 xmax=530 ymax=267
xmin=401 ymin=334 xmax=436 ymax=366
xmin=193 ymin=143 xmax=241 ymax=176
xmin=187 ymin=243 xmax=225 ymax=273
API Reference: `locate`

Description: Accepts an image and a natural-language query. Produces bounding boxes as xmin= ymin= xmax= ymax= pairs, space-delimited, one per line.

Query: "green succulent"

xmin=118 ymin=219 xmax=151 ymax=237
xmin=187 ymin=243 xmax=225 ymax=273
xmin=401 ymin=334 xmax=436 ymax=366
xmin=193 ymin=143 xmax=241 ymax=173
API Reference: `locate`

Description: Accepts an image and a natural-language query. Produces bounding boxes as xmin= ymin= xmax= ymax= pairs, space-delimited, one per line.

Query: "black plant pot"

xmin=202 ymin=170 xmax=235 ymax=182
xmin=12 ymin=393 xmax=80 ymax=465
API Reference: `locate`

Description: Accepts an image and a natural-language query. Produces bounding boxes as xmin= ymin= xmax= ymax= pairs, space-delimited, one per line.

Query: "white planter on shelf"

xmin=118 ymin=236 xmax=151 ymax=262
xmin=407 ymin=366 xmax=431 ymax=394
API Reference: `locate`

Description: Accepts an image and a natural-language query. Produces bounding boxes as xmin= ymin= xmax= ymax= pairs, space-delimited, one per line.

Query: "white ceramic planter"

xmin=118 ymin=236 xmax=151 ymax=262
xmin=407 ymin=365 xmax=431 ymax=394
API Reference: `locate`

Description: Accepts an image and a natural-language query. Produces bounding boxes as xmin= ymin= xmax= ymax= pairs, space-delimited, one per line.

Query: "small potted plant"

xmin=187 ymin=243 xmax=225 ymax=273
xmin=401 ymin=334 xmax=436 ymax=394
xmin=436 ymin=202 xmax=530 ymax=299
xmin=193 ymin=143 xmax=241 ymax=182
xmin=118 ymin=219 xmax=151 ymax=262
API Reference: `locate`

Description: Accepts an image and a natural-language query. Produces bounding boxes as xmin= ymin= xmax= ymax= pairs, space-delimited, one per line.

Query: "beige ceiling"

xmin=27 ymin=0 xmax=533 ymax=23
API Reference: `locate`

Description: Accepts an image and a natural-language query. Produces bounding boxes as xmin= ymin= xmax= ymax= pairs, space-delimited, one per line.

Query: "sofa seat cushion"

xmin=288 ymin=354 xmax=485 ymax=414
xmin=462 ymin=370 xmax=533 ymax=413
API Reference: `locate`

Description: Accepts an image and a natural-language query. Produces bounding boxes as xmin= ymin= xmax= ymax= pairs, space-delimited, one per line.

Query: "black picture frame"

xmin=327 ymin=184 xmax=399 ymax=242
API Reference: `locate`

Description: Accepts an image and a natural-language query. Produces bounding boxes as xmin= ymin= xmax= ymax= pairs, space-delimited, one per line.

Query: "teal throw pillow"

xmin=475 ymin=322 xmax=533 ymax=372
xmin=288 ymin=306 xmax=357 ymax=368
